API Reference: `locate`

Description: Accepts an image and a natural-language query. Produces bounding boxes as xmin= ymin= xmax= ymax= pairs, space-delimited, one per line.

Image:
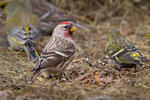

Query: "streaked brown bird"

xmin=29 ymin=21 xmax=77 ymax=82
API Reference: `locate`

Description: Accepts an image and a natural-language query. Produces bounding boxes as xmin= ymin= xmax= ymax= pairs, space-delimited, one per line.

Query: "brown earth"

xmin=0 ymin=0 xmax=150 ymax=100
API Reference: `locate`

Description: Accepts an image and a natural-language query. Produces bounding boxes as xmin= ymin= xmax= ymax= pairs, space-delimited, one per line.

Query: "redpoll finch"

xmin=106 ymin=30 xmax=149 ymax=71
xmin=29 ymin=21 xmax=77 ymax=82
xmin=0 ymin=0 xmax=39 ymax=61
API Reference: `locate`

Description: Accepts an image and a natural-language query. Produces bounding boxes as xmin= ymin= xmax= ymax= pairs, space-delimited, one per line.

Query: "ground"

xmin=0 ymin=0 xmax=150 ymax=100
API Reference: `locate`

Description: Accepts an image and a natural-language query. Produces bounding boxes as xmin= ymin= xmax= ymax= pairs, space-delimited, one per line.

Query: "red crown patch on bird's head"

xmin=60 ymin=22 xmax=71 ymax=25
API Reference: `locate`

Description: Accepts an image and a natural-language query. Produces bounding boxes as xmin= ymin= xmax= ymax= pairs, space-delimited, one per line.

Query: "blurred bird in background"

xmin=28 ymin=22 xmax=77 ymax=83
xmin=0 ymin=0 xmax=39 ymax=61
xmin=106 ymin=30 xmax=149 ymax=71
xmin=22 ymin=0 xmax=91 ymax=35
xmin=137 ymin=33 xmax=150 ymax=37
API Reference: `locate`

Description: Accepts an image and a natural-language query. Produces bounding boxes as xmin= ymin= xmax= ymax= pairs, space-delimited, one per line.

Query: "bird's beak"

xmin=70 ymin=26 xmax=77 ymax=32
xmin=24 ymin=40 xmax=39 ymax=61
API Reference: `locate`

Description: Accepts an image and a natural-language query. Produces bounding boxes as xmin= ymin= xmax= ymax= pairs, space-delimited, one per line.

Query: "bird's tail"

xmin=31 ymin=57 xmax=41 ymax=72
xmin=140 ymin=56 xmax=150 ymax=63
xmin=137 ymin=33 xmax=150 ymax=37
xmin=24 ymin=40 xmax=39 ymax=61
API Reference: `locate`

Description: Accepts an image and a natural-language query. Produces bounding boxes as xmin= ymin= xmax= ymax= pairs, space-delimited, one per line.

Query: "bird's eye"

xmin=64 ymin=26 xmax=68 ymax=29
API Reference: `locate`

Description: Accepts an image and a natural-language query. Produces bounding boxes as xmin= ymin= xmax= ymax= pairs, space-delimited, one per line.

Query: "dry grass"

xmin=1 ymin=0 xmax=150 ymax=100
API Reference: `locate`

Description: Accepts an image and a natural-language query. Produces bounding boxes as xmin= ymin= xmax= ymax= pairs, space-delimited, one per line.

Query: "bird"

xmin=29 ymin=21 xmax=77 ymax=82
xmin=0 ymin=0 xmax=39 ymax=61
xmin=106 ymin=30 xmax=149 ymax=71
xmin=26 ymin=0 xmax=91 ymax=36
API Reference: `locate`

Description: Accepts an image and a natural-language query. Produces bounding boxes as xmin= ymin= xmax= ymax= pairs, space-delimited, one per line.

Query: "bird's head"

xmin=108 ymin=30 xmax=121 ymax=42
xmin=53 ymin=21 xmax=77 ymax=39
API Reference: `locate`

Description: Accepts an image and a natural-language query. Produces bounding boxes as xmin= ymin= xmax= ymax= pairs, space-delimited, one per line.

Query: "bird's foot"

xmin=116 ymin=66 xmax=121 ymax=71
xmin=27 ymin=76 xmax=34 ymax=84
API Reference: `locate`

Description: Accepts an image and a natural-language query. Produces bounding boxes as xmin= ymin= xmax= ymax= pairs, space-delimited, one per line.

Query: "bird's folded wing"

xmin=32 ymin=48 xmax=75 ymax=71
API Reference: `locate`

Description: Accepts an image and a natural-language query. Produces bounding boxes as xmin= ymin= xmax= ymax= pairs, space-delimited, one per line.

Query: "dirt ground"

xmin=1 ymin=0 xmax=150 ymax=100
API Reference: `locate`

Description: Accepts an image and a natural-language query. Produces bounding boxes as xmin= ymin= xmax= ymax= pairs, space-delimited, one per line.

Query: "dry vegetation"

xmin=1 ymin=0 xmax=150 ymax=100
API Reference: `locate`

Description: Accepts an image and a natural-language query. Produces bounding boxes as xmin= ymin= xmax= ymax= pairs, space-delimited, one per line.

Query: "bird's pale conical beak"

xmin=70 ymin=26 xmax=77 ymax=32
xmin=24 ymin=40 xmax=39 ymax=61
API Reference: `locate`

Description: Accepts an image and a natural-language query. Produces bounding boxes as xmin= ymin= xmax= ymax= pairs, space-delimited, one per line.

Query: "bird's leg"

xmin=52 ymin=73 xmax=66 ymax=81
xmin=134 ymin=65 xmax=137 ymax=73
xmin=117 ymin=66 xmax=121 ymax=71
xmin=58 ymin=73 xmax=68 ymax=82
xmin=47 ymin=74 xmax=53 ymax=79
xmin=55 ymin=73 xmax=63 ymax=80
xmin=27 ymin=70 xmax=42 ymax=83
xmin=27 ymin=76 xmax=34 ymax=84
xmin=63 ymin=72 xmax=69 ymax=81
xmin=115 ymin=62 xmax=122 ymax=71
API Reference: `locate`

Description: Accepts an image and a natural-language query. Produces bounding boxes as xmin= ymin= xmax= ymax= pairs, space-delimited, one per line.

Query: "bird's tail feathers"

xmin=31 ymin=58 xmax=41 ymax=72
xmin=140 ymin=56 xmax=150 ymax=63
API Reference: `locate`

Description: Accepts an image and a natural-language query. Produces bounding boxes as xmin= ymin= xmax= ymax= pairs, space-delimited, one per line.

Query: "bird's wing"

xmin=107 ymin=37 xmax=136 ymax=56
xmin=32 ymin=37 xmax=76 ymax=72
xmin=118 ymin=36 xmax=136 ymax=49
xmin=111 ymin=47 xmax=143 ymax=64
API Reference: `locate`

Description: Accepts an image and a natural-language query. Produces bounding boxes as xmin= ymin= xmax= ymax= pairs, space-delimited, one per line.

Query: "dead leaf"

xmin=94 ymin=72 xmax=100 ymax=83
